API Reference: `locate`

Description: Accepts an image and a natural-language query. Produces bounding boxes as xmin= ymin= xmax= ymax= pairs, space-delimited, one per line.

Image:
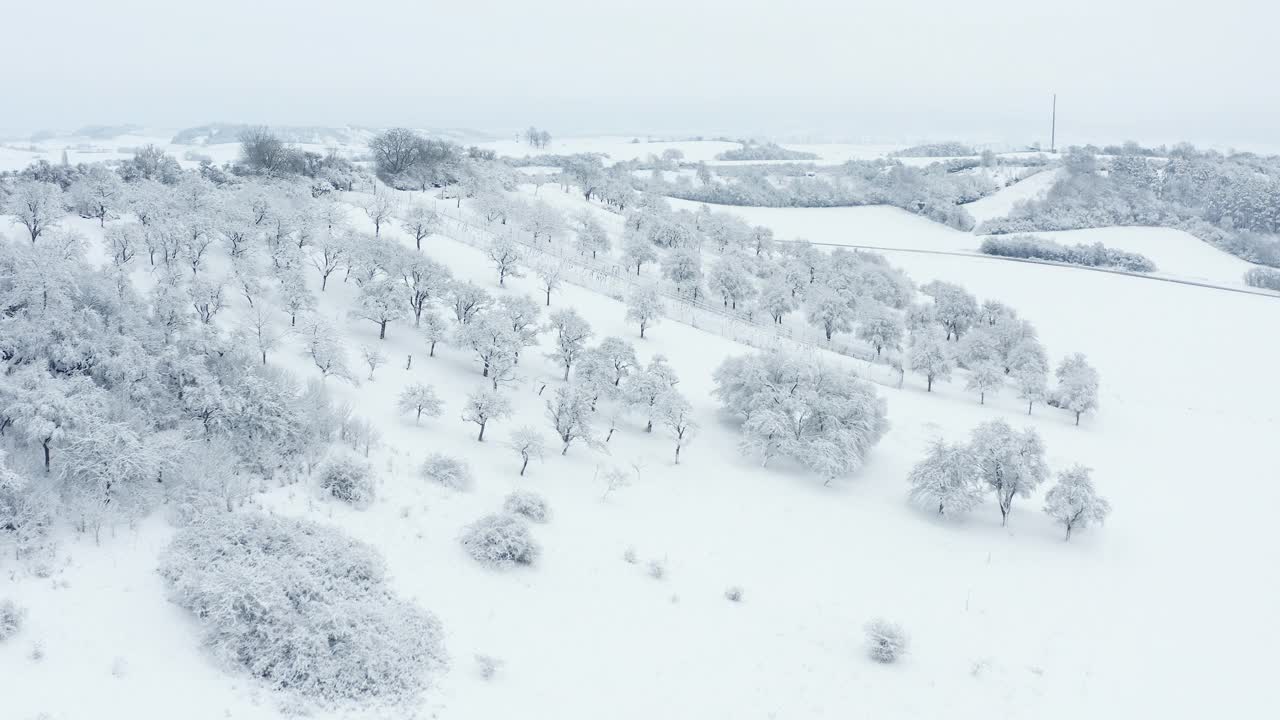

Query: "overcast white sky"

xmin=7 ymin=0 xmax=1277 ymax=148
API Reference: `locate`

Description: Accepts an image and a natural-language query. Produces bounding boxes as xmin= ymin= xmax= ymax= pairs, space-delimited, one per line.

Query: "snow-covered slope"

xmin=2 ymin=166 xmax=1278 ymax=720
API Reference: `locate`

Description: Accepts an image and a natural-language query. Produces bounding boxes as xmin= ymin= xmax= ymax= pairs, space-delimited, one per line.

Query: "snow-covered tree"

xmin=524 ymin=201 xmax=565 ymax=242
xmin=661 ymin=393 xmax=698 ymax=464
xmin=362 ymin=193 xmax=396 ymax=236
xmin=279 ymin=268 xmax=316 ymax=327
xmin=69 ymin=166 xmax=124 ymax=226
xmin=311 ymin=231 xmax=348 ymax=291
xmin=921 ymin=280 xmax=978 ymax=340
xmin=398 ymin=383 xmax=443 ymax=424
xmin=461 ymin=388 xmax=512 ymax=441
xmin=1013 ymin=363 xmax=1048 ymax=415
xmin=303 ymin=318 xmax=354 ymax=382
xmin=0 ymin=370 xmax=103 ymax=472
xmin=625 ymin=286 xmax=661 ymax=339
xmin=534 ymin=260 xmax=565 ymax=306
xmin=1043 ymin=464 xmax=1112 ymax=540
xmin=401 ymin=203 xmax=439 ymax=251
xmin=1055 ymin=353 xmax=1100 ymax=425
xmin=626 ymin=355 xmax=681 ymax=432
xmin=621 ymin=232 xmax=657 ymax=275
xmin=713 ymin=351 xmax=888 ymax=483
xmin=907 ymin=439 xmax=984 ymax=516
xmin=353 ymin=279 xmax=407 ymax=340
xmin=756 ymin=284 xmax=793 ymax=324
xmin=361 ymin=345 xmax=387 ymax=380
xmin=486 ymin=235 xmax=523 ymax=287
xmin=907 ymin=328 xmax=953 ymax=392
xmin=856 ymin=304 xmax=905 ymax=356
xmin=662 ymin=246 xmax=703 ymax=297
xmin=448 ymin=281 xmax=491 ymax=326
xmin=573 ymin=213 xmax=610 ymax=258
xmin=396 ymin=253 xmax=451 ymax=328
xmin=6 ymin=180 xmax=65 ymax=242
xmin=104 ymin=222 xmax=143 ymax=267
xmin=969 ymin=419 xmax=1049 ymax=526
xmin=505 ymin=426 xmax=546 ymax=476
xmin=546 ymin=308 xmax=593 ymax=380
xmin=545 ymin=384 xmax=598 ymax=455
xmin=708 ymin=253 xmax=758 ymax=310
xmin=420 ymin=311 xmax=447 ymax=357
xmin=806 ymin=285 xmax=854 ymax=341
xmin=966 ymin=361 xmax=1004 ymax=404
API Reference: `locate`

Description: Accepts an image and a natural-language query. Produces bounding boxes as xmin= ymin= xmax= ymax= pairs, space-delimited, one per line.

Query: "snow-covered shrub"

xmin=158 ymin=513 xmax=445 ymax=703
xmin=647 ymin=559 xmax=666 ymax=580
xmin=724 ymin=586 xmax=744 ymax=602
xmin=421 ymin=453 xmax=473 ymax=491
xmin=979 ymin=235 xmax=1157 ymax=272
xmin=0 ymin=599 xmax=27 ymax=642
xmin=459 ymin=514 xmax=539 ymax=568
xmin=318 ymin=455 xmax=375 ymax=508
xmin=864 ymin=618 xmax=908 ymax=663
xmin=475 ymin=654 xmax=503 ymax=680
xmin=1244 ymin=267 xmax=1280 ymax=291
xmin=622 ymin=546 xmax=639 ymax=564
xmin=502 ymin=490 xmax=550 ymax=523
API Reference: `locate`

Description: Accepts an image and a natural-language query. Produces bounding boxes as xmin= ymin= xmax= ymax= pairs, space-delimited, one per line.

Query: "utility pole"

xmin=1050 ymin=93 xmax=1057 ymax=153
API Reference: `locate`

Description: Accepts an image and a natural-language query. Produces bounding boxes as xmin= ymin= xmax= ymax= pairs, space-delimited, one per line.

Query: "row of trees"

xmin=907 ymin=420 xmax=1112 ymax=539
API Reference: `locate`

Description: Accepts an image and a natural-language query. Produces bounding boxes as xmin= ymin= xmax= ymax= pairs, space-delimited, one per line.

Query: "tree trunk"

xmin=563 ymin=365 xmax=570 ymax=381
xmin=545 ymin=289 xmax=551 ymax=306
xmin=520 ymin=456 xmax=529 ymax=476
xmin=1027 ymin=400 xmax=1033 ymax=415
xmin=379 ymin=321 xmax=387 ymax=340
xmin=1075 ymin=411 xmax=1081 ymax=426
xmin=43 ymin=439 xmax=51 ymax=472
xmin=927 ymin=377 xmax=933 ymax=392
xmin=321 ymin=274 xmax=328 ymax=291
xmin=478 ymin=421 xmax=486 ymax=442
xmin=429 ymin=341 xmax=437 ymax=357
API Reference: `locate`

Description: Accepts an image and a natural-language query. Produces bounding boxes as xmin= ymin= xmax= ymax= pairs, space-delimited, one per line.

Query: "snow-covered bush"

xmin=724 ymin=586 xmax=744 ymax=602
xmin=1244 ymin=267 xmax=1280 ymax=291
xmin=713 ymin=351 xmax=888 ymax=482
xmin=0 ymin=599 xmax=27 ymax=642
xmin=503 ymin=490 xmax=550 ymax=523
xmin=421 ymin=453 xmax=473 ymax=491
xmin=318 ymin=455 xmax=376 ymax=508
xmin=460 ymin=514 xmax=540 ymax=568
xmin=1043 ymin=465 xmax=1112 ymax=540
xmin=979 ymin=235 xmax=1157 ymax=272
xmin=158 ymin=513 xmax=445 ymax=703
xmin=907 ymin=439 xmax=984 ymax=516
xmin=475 ymin=654 xmax=503 ymax=680
xmin=864 ymin=618 xmax=908 ymax=663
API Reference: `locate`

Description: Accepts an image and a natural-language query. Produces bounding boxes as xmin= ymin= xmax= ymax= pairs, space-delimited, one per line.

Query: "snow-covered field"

xmin=2 ymin=136 xmax=1278 ymax=720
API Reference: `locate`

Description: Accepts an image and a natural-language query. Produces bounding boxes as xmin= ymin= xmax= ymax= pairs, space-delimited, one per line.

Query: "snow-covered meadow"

xmin=1 ymin=129 xmax=1277 ymax=720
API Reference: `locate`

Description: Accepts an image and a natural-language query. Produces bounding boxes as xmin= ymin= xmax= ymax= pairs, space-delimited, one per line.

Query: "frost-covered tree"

xmin=713 ymin=352 xmax=887 ymax=483
xmin=303 ymin=318 xmax=354 ymax=382
xmin=969 ymin=420 xmax=1049 ymax=526
xmin=311 ymin=231 xmax=348 ymax=291
xmin=921 ymin=280 xmax=978 ymax=340
xmin=420 ymin=311 xmax=447 ymax=357
xmin=6 ymin=180 xmax=65 ymax=242
xmin=398 ymin=384 xmax=443 ymax=424
xmin=907 ymin=439 xmax=984 ymax=516
xmin=279 ymin=268 xmax=315 ymax=327
xmin=1013 ymin=363 xmax=1048 ymax=415
xmin=353 ymin=279 xmax=407 ymax=340
xmin=546 ymin=308 xmax=593 ymax=380
xmin=461 ymin=388 xmax=512 ymax=441
xmin=401 ymin=203 xmax=439 ymax=251
xmin=69 ymin=166 xmax=124 ymax=226
xmin=573 ymin=213 xmax=610 ymax=258
xmin=626 ymin=355 xmax=681 ymax=432
xmin=857 ymin=305 xmax=905 ymax=356
xmin=460 ymin=513 xmax=539 ymax=568
xmin=621 ymin=231 xmax=657 ymax=275
xmin=1055 ymin=353 xmax=1100 ymax=425
xmin=397 ymin=253 xmax=452 ymax=327
xmin=806 ymin=285 xmax=854 ymax=341
xmin=620 ymin=284 xmax=662 ymax=338
xmin=505 ymin=426 xmax=546 ymax=476
xmin=534 ymin=261 xmax=565 ymax=306
xmin=907 ymin=328 xmax=953 ymax=392
xmin=524 ymin=201 xmax=565 ymax=242
xmin=0 ymin=370 xmax=103 ymax=472
xmin=189 ymin=277 xmax=226 ymax=324
xmin=662 ymin=246 xmax=703 ymax=297
xmin=448 ymin=281 xmax=491 ymax=326
xmin=545 ymin=384 xmax=598 ymax=454
xmin=486 ymin=235 xmax=523 ymax=286
xmin=104 ymin=222 xmax=143 ymax=267
xmin=1043 ymin=464 xmax=1112 ymax=540
xmin=361 ymin=345 xmax=387 ymax=380
xmin=709 ymin=253 xmax=758 ymax=310
xmin=661 ymin=393 xmax=698 ymax=464
xmin=362 ymin=193 xmax=396 ymax=236
xmin=966 ymin=361 xmax=1004 ymax=404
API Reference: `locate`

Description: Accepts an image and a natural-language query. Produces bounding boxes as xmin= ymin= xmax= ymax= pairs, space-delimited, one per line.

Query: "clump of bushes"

xmin=863 ymin=618 xmax=908 ymax=663
xmin=421 ymin=453 xmax=473 ymax=491
xmin=724 ymin=586 xmax=744 ymax=603
xmin=893 ymin=141 xmax=976 ymax=157
xmin=460 ymin=514 xmax=539 ymax=568
xmin=1244 ymin=266 xmax=1280 ymax=291
xmin=502 ymin=490 xmax=550 ymax=523
xmin=158 ymin=513 xmax=445 ymax=703
xmin=715 ymin=141 xmax=818 ymax=161
xmin=979 ymin=234 xmax=1157 ymax=272
xmin=0 ymin=599 xmax=27 ymax=642
xmin=318 ymin=455 xmax=375 ymax=508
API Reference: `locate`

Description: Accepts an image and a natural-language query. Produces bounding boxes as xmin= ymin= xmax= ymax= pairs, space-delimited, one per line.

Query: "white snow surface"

xmin=2 ymin=151 xmax=1278 ymax=720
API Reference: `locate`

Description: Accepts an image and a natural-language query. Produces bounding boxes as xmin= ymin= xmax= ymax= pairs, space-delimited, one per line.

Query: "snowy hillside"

xmin=1 ymin=134 xmax=1278 ymax=720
